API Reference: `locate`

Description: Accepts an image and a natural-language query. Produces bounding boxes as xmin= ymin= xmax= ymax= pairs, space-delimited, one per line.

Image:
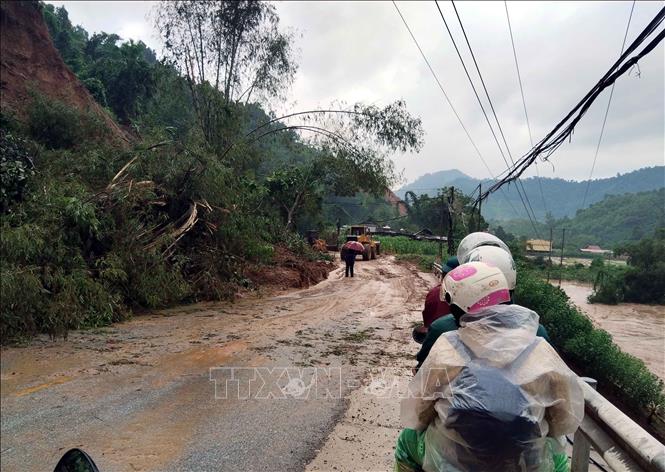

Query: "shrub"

xmin=623 ymin=266 xmax=665 ymax=304
xmin=0 ymin=130 xmax=35 ymax=210
xmin=123 ymin=253 xmax=191 ymax=308
xmin=588 ymin=270 xmax=623 ymax=304
xmin=27 ymin=94 xmax=106 ymax=149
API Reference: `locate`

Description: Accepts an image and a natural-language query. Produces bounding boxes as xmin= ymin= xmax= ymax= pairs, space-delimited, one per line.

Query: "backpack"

xmin=444 ymin=362 xmax=542 ymax=471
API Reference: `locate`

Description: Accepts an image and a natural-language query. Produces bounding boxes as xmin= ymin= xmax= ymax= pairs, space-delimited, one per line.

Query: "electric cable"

xmin=445 ymin=0 xmax=542 ymax=236
xmin=581 ymin=0 xmax=637 ymax=208
xmin=504 ymin=0 xmax=550 ymax=217
xmin=392 ymin=1 xmax=521 ymax=219
xmin=479 ymin=6 xmax=665 ymax=200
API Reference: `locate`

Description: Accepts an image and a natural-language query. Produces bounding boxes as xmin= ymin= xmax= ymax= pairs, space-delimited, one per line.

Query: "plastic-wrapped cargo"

xmin=401 ymin=304 xmax=584 ymax=472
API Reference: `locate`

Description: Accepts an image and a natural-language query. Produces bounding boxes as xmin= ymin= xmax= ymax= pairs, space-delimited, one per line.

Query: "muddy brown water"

xmin=559 ymin=281 xmax=665 ymax=381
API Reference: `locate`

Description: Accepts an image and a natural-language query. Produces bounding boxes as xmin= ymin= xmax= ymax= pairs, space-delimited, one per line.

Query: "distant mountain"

xmin=396 ymin=166 xmax=665 ymax=221
xmin=492 ymin=188 xmax=665 ymax=249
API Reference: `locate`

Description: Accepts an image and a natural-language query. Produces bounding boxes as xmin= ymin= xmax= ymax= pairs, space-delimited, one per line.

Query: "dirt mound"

xmin=0 ymin=1 xmax=127 ymax=144
xmin=244 ymin=246 xmax=335 ymax=290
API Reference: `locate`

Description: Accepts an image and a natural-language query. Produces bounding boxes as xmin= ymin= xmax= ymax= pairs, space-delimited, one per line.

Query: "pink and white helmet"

xmin=440 ymin=261 xmax=511 ymax=314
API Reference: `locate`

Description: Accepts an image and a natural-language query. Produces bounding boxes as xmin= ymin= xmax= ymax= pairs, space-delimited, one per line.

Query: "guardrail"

xmin=572 ymin=378 xmax=665 ymax=472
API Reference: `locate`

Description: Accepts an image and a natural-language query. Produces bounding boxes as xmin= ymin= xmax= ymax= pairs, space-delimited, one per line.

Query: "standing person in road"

xmin=396 ymin=262 xmax=584 ymax=472
xmin=342 ymin=246 xmax=357 ymax=277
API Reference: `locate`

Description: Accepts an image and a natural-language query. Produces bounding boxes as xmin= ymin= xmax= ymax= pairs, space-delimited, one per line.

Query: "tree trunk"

xmin=285 ymin=192 xmax=303 ymax=230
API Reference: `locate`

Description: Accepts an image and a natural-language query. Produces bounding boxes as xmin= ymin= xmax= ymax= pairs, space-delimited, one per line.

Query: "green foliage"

xmin=403 ymin=187 xmax=487 ymax=237
xmin=515 ymin=264 xmax=664 ymax=417
xmin=588 ymin=270 xmax=624 ymax=305
xmin=27 ymin=94 xmax=106 ymax=149
xmin=584 ymin=230 xmax=665 ymax=304
xmin=0 ymin=130 xmax=35 ymax=210
xmin=495 ymin=188 xmax=665 ymax=250
xmin=41 ymin=3 xmax=88 ymax=73
xmin=82 ymin=77 xmax=108 ymax=107
xmin=42 ymin=4 xmax=159 ymax=124
xmin=378 ymin=236 xmax=441 ymax=256
xmin=2 ymin=3 xmax=422 ymax=343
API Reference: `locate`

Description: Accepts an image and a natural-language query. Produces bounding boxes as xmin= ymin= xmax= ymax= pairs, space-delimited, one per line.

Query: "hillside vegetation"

xmin=0 ymin=2 xmax=423 ymax=342
xmin=492 ymin=188 xmax=665 ymax=250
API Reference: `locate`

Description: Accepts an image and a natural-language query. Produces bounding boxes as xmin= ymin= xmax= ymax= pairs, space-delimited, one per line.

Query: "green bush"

xmin=515 ymin=265 xmax=664 ymax=418
xmin=588 ymin=270 xmax=623 ymax=304
xmin=27 ymin=94 xmax=106 ymax=149
xmin=0 ymin=130 xmax=35 ymax=210
xmin=124 ymin=255 xmax=191 ymax=309
xmin=623 ymin=267 xmax=665 ymax=304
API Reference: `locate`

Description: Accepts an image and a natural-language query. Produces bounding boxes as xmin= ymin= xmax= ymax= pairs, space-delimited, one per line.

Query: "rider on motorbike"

xmin=396 ymin=261 xmax=584 ymax=472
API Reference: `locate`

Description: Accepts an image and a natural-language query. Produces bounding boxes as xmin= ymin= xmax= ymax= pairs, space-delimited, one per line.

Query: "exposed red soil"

xmin=0 ymin=1 xmax=127 ymax=144
xmin=244 ymin=245 xmax=336 ymax=290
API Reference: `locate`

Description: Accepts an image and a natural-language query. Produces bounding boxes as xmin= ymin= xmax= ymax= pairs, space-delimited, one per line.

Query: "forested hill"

xmin=396 ymin=166 xmax=664 ymax=220
xmin=492 ymin=188 xmax=665 ymax=250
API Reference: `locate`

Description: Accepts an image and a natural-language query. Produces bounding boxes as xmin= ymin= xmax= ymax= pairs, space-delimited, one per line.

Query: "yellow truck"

xmin=345 ymin=225 xmax=380 ymax=260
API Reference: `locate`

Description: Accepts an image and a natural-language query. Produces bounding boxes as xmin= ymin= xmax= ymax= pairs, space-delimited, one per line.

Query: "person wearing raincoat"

xmin=395 ymin=261 xmax=584 ymax=472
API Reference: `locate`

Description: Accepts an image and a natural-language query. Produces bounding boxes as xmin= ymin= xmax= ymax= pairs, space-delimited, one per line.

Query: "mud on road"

xmin=1 ymin=256 xmax=436 ymax=472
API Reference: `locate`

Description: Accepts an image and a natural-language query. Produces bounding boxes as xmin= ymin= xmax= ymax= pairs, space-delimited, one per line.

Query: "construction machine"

xmin=345 ymin=225 xmax=380 ymax=260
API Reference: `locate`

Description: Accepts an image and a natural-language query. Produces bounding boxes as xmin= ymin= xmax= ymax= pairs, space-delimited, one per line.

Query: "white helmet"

xmin=457 ymin=232 xmax=510 ymax=261
xmin=463 ymin=245 xmax=517 ymax=290
xmin=440 ymin=261 xmax=511 ymax=314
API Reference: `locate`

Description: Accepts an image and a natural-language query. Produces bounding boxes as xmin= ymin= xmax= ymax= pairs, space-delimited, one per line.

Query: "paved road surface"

xmin=1 ymin=256 xmax=433 ymax=472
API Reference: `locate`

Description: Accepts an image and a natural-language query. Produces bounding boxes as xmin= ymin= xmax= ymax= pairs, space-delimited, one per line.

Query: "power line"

xmin=392 ymin=1 xmax=521 ymax=219
xmin=581 ymin=0 xmax=637 ymax=208
xmin=479 ymin=6 xmax=665 ymax=203
xmin=433 ymin=0 xmax=541 ymax=231
xmin=446 ymin=0 xmax=542 ymax=237
xmin=504 ymin=0 xmax=549 ymax=217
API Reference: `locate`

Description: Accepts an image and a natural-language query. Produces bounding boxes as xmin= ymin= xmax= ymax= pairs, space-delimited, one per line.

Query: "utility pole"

xmin=547 ymin=226 xmax=553 ymax=283
xmin=447 ymin=187 xmax=455 ymax=256
xmin=558 ymin=228 xmax=566 ymax=287
xmin=439 ymin=190 xmax=445 ymax=263
xmin=477 ymin=183 xmax=482 ymax=231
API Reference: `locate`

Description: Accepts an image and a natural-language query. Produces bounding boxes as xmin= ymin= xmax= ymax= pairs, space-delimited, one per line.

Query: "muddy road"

xmin=559 ymin=281 xmax=665 ymax=381
xmin=1 ymin=256 xmax=434 ymax=472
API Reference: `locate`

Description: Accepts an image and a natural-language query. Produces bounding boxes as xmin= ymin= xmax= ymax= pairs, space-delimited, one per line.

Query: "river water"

xmin=559 ymin=281 xmax=665 ymax=381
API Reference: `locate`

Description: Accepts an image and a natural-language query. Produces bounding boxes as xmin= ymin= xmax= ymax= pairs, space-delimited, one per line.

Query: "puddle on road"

xmin=559 ymin=281 xmax=665 ymax=380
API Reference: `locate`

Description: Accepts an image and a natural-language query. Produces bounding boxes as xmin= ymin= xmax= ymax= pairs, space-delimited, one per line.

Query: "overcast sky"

xmin=48 ymin=1 xmax=664 ymax=186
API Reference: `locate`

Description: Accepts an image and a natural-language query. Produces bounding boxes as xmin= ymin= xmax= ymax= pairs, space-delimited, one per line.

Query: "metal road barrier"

xmin=572 ymin=378 xmax=665 ymax=472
